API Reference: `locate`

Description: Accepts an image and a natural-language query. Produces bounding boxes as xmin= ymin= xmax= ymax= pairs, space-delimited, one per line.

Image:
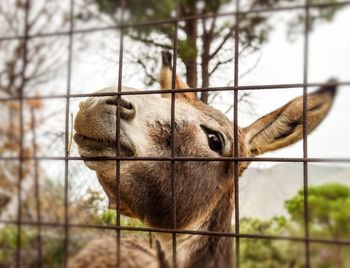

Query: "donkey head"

xmin=74 ymin=52 xmax=337 ymax=232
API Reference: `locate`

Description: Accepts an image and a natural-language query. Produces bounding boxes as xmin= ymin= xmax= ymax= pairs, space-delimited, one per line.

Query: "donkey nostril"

xmin=105 ymin=97 xmax=130 ymax=108
xmin=105 ymin=97 xmax=136 ymax=120
xmin=121 ymin=101 xmax=136 ymax=120
xmin=105 ymin=96 xmax=118 ymax=106
xmin=124 ymin=101 xmax=133 ymax=110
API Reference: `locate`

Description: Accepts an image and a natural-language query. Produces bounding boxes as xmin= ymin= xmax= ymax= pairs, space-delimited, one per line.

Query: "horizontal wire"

xmin=0 ymin=1 xmax=349 ymax=42
xmin=1 ymin=156 xmax=350 ymax=162
xmin=0 ymin=219 xmax=349 ymax=246
xmin=0 ymin=81 xmax=349 ymax=101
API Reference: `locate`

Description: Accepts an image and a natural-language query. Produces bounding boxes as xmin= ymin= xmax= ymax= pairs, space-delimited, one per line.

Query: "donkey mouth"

xmin=74 ymin=133 xmax=135 ymax=157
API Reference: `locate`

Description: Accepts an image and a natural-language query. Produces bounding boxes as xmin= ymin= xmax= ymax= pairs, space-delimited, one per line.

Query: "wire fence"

xmin=1 ymin=0 xmax=350 ymax=267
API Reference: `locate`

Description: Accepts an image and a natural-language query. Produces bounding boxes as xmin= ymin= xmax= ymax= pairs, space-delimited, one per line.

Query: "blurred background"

xmin=0 ymin=0 xmax=349 ymax=267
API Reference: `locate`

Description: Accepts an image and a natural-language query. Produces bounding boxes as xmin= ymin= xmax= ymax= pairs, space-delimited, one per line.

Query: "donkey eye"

xmin=201 ymin=126 xmax=224 ymax=154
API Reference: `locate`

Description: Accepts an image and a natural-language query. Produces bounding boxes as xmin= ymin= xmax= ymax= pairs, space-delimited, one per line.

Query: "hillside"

xmin=239 ymin=163 xmax=350 ymax=219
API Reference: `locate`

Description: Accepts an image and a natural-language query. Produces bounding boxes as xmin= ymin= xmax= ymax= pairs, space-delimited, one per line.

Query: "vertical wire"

xmin=171 ymin=17 xmax=179 ymax=268
xmin=116 ymin=0 xmax=126 ymax=266
xmin=63 ymin=0 xmax=74 ymax=267
xmin=31 ymin=108 xmax=42 ymax=268
xmin=302 ymin=0 xmax=310 ymax=267
xmin=15 ymin=0 xmax=30 ymax=266
xmin=233 ymin=0 xmax=240 ymax=267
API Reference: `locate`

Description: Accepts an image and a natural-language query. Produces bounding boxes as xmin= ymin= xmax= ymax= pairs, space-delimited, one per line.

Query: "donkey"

xmin=71 ymin=51 xmax=337 ymax=268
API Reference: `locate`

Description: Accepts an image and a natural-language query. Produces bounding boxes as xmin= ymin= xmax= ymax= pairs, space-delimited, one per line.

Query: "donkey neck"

xmin=157 ymin=191 xmax=234 ymax=268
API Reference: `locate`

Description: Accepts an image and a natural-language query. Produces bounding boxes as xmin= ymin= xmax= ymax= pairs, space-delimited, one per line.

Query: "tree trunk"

xmin=180 ymin=2 xmax=197 ymax=89
xmin=184 ymin=50 xmax=197 ymax=88
xmin=201 ymin=31 xmax=211 ymax=103
xmin=200 ymin=16 xmax=215 ymax=104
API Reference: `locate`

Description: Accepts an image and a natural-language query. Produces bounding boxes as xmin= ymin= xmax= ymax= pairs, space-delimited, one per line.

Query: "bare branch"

xmin=223 ymin=92 xmax=255 ymax=116
xmin=75 ymin=0 xmax=118 ymax=26
xmin=128 ymin=34 xmax=172 ymax=50
xmin=136 ymin=58 xmax=158 ymax=85
xmin=238 ymin=53 xmax=262 ymax=79
xmin=208 ymin=15 xmax=217 ymax=37
xmin=209 ymin=25 xmax=235 ymax=60
xmin=209 ymin=56 xmax=235 ymax=77
xmin=0 ymin=4 xmax=19 ymax=34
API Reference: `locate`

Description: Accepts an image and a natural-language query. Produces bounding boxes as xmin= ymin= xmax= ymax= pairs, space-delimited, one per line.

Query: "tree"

xmin=285 ymin=183 xmax=350 ymax=240
xmin=0 ymin=0 xmax=69 ymax=220
xmin=285 ymin=183 xmax=350 ymax=268
xmin=240 ymin=217 xmax=304 ymax=268
xmin=240 ymin=184 xmax=350 ymax=268
xmin=79 ymin=0 xmax=342 ymax=103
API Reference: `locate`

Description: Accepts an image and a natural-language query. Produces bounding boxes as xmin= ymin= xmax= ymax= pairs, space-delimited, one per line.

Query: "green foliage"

xmin=0 ymin=227 xmax=35 ymax=266
xmin=285 ymin=183 xmax=350 ymax=239
xmin=42 ymin=237 xmax=66 ymax=268
xmin=0 ymin=226 xmax=25 ymax=262
xmin=178 ymin=39 xmax=198 ymax=62
xmin=94 ymin=0 xmax=233 ymax=22
xmin=240 ymin=217 xmax=305 ymax=268
xmin=88 ymin=0 xmax=342 ymax=48
xmin=240 ymin=183 xmax=350 ymax=267
xmin=98 ymin=209 xmax=117 ymax=225
xmin=96 ymin=0 xmax=175 ymax=21
xmin=1 ymin=183 xmax=349 ymax=267
xmin=80 ymin=0 xmax=345 ymax=88
xmin=95 ymin=209 xmax=145 ymax=228
xmin=78 ymin=0 xmax=345 ymax=90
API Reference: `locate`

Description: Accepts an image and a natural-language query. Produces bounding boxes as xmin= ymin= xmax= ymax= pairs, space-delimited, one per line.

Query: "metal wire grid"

xmin=302 ymin=1 xmax=311 ymax=265
xmin=0 ymin=0 xmax=350 ymax=268
xmin=171 ymin=4 xmax=179 ymax=265
xmin=233 ymin=1 xmax=240 ymax=267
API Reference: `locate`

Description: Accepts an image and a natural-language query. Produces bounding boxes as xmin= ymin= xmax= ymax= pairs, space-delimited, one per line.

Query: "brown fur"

xmin=244 ymin=80 xmax=337 ymax=155
xmin=68 ymin=237 xmax=158 ymax=268
xmin=71 ymin=51 xmax=337 ymax=267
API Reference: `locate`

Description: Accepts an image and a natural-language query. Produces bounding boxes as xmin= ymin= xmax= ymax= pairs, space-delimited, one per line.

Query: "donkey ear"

xmin=243 ymin=80 xmax=338 ymax=156
xmin=159 ymin=51 xmax=198 ymax=101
